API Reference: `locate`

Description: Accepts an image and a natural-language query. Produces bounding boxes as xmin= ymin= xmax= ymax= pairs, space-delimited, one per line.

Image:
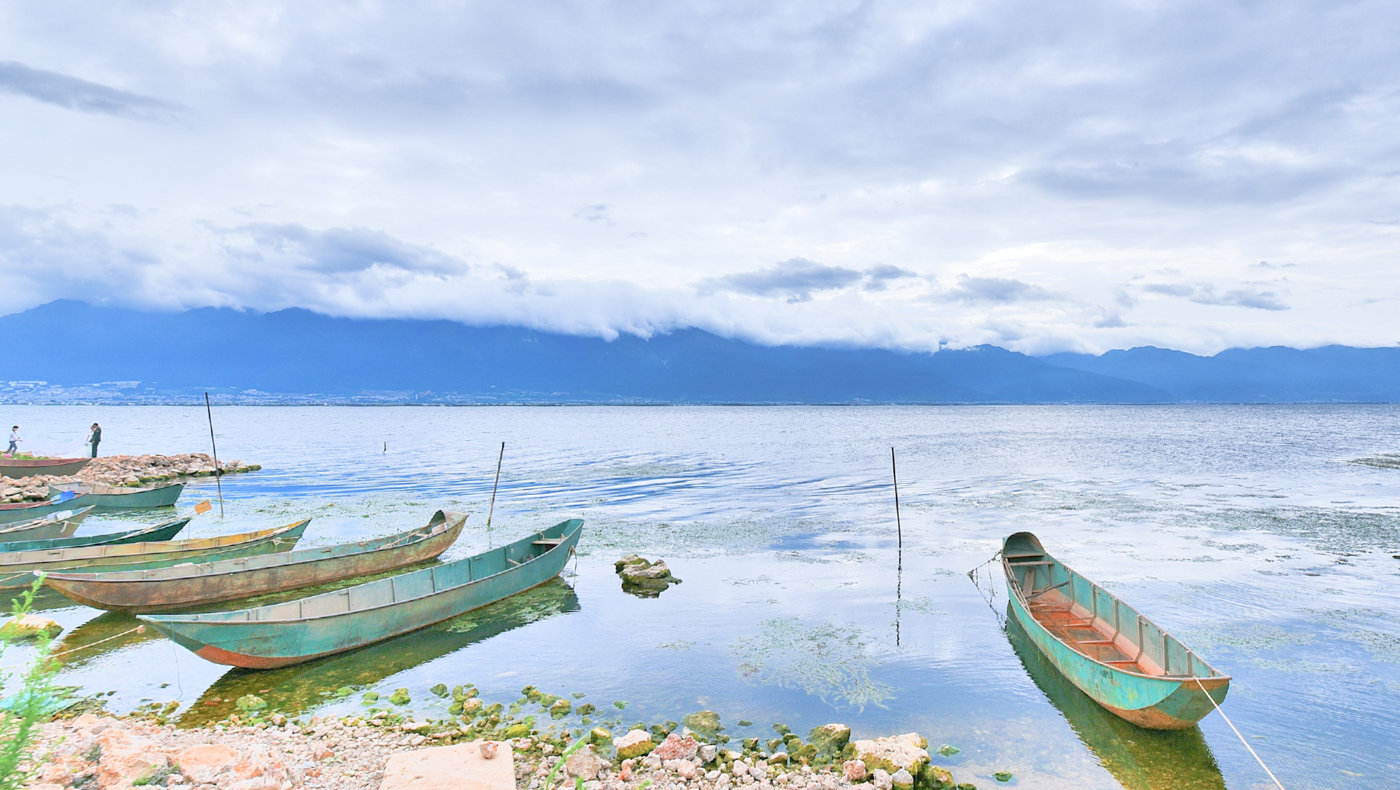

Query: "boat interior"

xmin=0 ymin=518 xmax=302 ymax=565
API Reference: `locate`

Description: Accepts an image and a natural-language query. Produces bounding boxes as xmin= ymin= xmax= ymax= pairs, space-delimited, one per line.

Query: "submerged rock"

xmin=807 ymin=723 xmax=851 ymax=757
xmin=852 ymin=733 xmax=929 ymax=776
xmin=682 ymin=710 xmax=722 ymax=737
xmin=615 ymin=554 xmax=683 ymax=597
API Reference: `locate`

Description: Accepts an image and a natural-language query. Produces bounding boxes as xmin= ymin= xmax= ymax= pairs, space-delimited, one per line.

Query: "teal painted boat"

xmin=141 ymin=518 xmax=582 ymax=669
xmin=0 ymin=494 xmax=93 ymax=524
xmin=0 ymin=457 xmax=91 ymax=479
xmin=0 ymin=518 xmax=309 ymax=591
xmin=0 ymin=514 xmax=189 ymax=554
xmin=47 ymin=481 xmax=183 ymax=510
xmin=1002 ymin=532 xmax=1230 ymax=729
xmin=46 ymin=510 xmax=468 ymax=613
xmin=0 ymin=506 xmax=95 ymax=543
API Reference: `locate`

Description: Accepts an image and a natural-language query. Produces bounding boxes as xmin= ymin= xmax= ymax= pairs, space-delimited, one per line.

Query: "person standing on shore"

xmin=87 ymin=423 xmax=102 ymax=458
xmin=6 ymin=426 xmax=19 ymax=456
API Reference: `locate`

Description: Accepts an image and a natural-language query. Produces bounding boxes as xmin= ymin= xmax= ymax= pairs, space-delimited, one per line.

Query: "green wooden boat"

xmin=0 ymin=457 xmax=91 ymax=479
xmin=0 ymin=506 xmax=95 ymax=543
xmin=141 ymin=518 xmax=582 ymax=669
xmin=1002 ymin=532 xmax=1230 ymax=729
xmin=0 ymin=494 xmax=93 ymax=524
xmin=0 ymin=514 xmax=189 ymax=554
xmin=0 ymin=518 xmax=309 ymax=591
xmin=47 ymin=481 xmax=184 ymax=510
xmin=47 ymin=510 xmax=468 ymax=613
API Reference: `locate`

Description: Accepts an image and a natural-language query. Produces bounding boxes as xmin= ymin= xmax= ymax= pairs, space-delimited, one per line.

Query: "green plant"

xmin=132 ymin=762 xmax=180 ymax=786
xmin=0 ymin=579 xmax=61 ymax=790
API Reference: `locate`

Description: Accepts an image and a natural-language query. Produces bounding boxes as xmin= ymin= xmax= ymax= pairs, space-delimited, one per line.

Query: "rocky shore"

xmin=1 ymin=454 xmax=260 ymax=503
xmin=21 ymin=698 xmax=988 ymax=790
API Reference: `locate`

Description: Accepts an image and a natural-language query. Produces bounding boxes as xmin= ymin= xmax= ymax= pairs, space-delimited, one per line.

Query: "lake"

xmin=4 ymin=404 xmax=1398 ymax=789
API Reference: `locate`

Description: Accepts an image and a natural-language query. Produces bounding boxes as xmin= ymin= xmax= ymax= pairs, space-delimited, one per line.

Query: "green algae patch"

xmin=683 ymin=710 xmax=721 ymax=737
xmin=389 ymin=688 xmax=411 ymax=705
xmin=732 ymin=617 xmax=893 ymax=708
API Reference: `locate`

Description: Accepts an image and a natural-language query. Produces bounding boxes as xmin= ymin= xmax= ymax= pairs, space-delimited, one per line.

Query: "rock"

xmin=614 ymin=554 xmax=682 ymax=597
xmin=851 ymin=733 xmax=929 ymax=776
xmin=380 ymin=740 xmax=516 ymax=790
xmin=614 ymin=729 xmax=655 ymax=760
xmin=177 ymin=743 xmax=240 ymax=783
xmin=698 ymin=744 xmax=718 ymax=764
xmin=94 ymin=726 xmax=171 ymax=788
xmin=565 ymin=746 xmax=605 ymax=781
xmin=891 ymin=768 xmax=915 ymax=789
xmin=682 ymin=710 xmax=722 ymax=736
xmin=994 ymin=770 xmax=1014 ymax=782
xmin=872 ymin=768 xmax=893 ymax=790
xmin=429 ymin=683 xmax=449 ymax=697
xmin=653 ymin=732 xmax=699 ymax=761
xmin=550 ymin=698 xmax=572 ymax=716
xmin=843 ymin=760 xmax=867 ymax=781
xmin=589 ymin=727 xmax=612 ymax=743
xmin=389 ymin=688 xmax=412 ymax=705
xmin=807 ymin=724 xmax=851 ymax=757
xmin=235 ymin=694 xmax=267 ymax=712
xmin=0 ymin=613 xmax=62 ymax=639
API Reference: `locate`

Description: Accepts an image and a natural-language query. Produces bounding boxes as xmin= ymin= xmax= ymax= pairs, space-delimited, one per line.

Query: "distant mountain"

xmin=3 ymin=301 xmax=1167 ymax=404
xmin=4 ymin=301 xmax=1397 ymax=403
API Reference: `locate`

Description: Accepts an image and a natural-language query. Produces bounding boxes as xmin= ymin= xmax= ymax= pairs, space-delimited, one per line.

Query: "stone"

xmin=842 ymin=760 xmax=867 ymax=781
xmin=379 ymin=741 xmax=516 ymax=790
xmin=806 ymin=724 xmax=851 ymax=757
xmin=177 ymin=743 xmax=240 ymax=783
xmin=891 ymin=768 xmax=915 ymax=789
xmin=682 ymin=710 xmax=722 ymax=736
xmin=0 ymin=613 xmax=62 ymax=639
xmin=614 ymin=729 xmax=655 ymax=760
xmin=872 ymin=768 xmax=893 ymax=790
xmin=851 ymin=733 xmax=929 ymax=775
xmin=565 ymin=746 xmax=605 ymax=781
xmin=94 ymin=726 xmax=171 ymax=788
xmin=389 ymin=688 xmax=412 ymax=705
xmin=698 ymin=744 xmax=718 ymax=764
xmin=653 ymin=732 xmax=699 ymax=761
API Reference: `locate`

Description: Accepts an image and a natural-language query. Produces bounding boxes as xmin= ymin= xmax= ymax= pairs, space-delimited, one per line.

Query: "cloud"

xmin=573 ymin=204 xmax=613 ymax=225
xmin=1143 ymin=283 xmax=1289 ymax=311
xmin=0 ymin=61 xmax=179 ymax=121
xmin=941 ymin=275 xmax=1060 ymax=304
xmin=700 ymin=259 xmax=919 ymax=303
xmin=220 ymin=223 xmax=467 ymax=277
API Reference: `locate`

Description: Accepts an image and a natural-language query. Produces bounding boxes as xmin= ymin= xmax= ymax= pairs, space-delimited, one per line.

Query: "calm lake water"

xmin=4 ymin=405 xmax=1399 ymax=789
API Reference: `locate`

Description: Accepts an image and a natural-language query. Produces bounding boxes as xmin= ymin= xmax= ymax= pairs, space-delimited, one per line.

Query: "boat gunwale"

xmin=1002 ymin=535 xmax=1229 ymax=685
xmin=0 ymin=518 xmax=309 ymax=567
xmin=142 ymin=518 xmax=582 ymax=629
xmin=44 ymin=511 xmax=465 ymax=587
xmin=48 ymin=480 xmax=185 ymax=497
xmin=0 ymin=505 xmax=95 ymax=535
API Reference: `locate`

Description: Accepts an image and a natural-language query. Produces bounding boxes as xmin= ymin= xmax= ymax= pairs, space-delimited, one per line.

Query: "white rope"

xmin=0 ymin=625 xmax=145 ymax=670
xmin=1194 ymin=676 xmax=1286 ymax=790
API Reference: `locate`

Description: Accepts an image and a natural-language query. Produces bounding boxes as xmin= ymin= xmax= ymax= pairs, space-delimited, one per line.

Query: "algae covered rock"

xmin=0 ymin=614 xmax=61 ymax=640
xmin=807 ymin=723 xmax=851 ymax=757
xmin=388 ymin=688 xmax=411 ymax=705
xmin=614 ymin=729 xmax=655 ymax=759
xmin=235 ymin=694 xmax=267 ymax=712
xmin=614 ymin=554 xmax=682 ymax=597
xmin=683 ymin=710 xmax=722 ymax=737
xmin=852 ymin=733 xmax=929 ymax=775
xmin=550 ymin=698 xmax=572 ymax=717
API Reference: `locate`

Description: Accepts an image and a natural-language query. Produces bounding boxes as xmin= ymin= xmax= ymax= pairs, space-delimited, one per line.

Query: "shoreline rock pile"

xmin=1 ymin=453 xmax=260 ymax=503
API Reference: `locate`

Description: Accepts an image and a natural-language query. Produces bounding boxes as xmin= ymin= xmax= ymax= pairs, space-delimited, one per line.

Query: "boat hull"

xmin=0 ymin=519 xmax=308 ymax=590
xmin=0 ymin=507 xmax=94 ymax=543
xmin=0 ymin=496 xmax=93 ymax=524
xmin=0 ymin=517 xmax=189 ymax=555
xmin=142 ymin=519 xmax=581 ymax=669
xmin=45 ymin=511 xmax=467 ymax=612
xmin=1002 ymin=532 xmax=1229 ymax=730
xmin=0 ymin=458 xmax=91 ymax=478
xmin=47 ymin=482 xmax=184 ymax=510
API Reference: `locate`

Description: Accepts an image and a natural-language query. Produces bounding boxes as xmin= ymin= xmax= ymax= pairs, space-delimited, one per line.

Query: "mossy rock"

xmin=389 ymin=688 xmax=411 ymax=705
xmin=430 ymin=683 xmax=449 ymax=698
xmin=683 ymin=710 xmax=722 ymax=736
xmin=235 ymin=695 xmax=267 ymax=712
xmin=461 ymin=698 xmax=484 ymax=716
xmin=503 ymin=723 xmax=531 ymax=739
xmin=550 ymin=699 xmax=572 ymax=717
xmin=448 ymin=701 xmax=464 ymax=715
xmin=742 ymin=737 xmax=760 ymax=752
xmin=576 ymin=703 xmax=596 ymax=716
xmin=807 ymin=724 xmax=851 ymax=757
xmin=772 ymin=723 xmax=792 ymax=736
xmin=994 ymin=771 xmax=1013 ymax=783
xmin=590 ymin=727 xmax=612 ymax=743
xmin=363 ymin=692 xmax=380 ymax=703
xmin=936 ymin=744 xmax=961 ymax=757
xmin=615 ymin=732 xmax=655 ymax=760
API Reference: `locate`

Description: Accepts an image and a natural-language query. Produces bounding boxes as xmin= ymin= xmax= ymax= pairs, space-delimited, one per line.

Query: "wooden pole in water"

xmin=204 ymin=392 xmax=224 ymax=518
xmin=892 ymin=446 xmax=903 ymax=646
xmin=486 ymin=442 xmax=505 ymax=543
xmin=891 ymin=447 xmax=903 ymax=549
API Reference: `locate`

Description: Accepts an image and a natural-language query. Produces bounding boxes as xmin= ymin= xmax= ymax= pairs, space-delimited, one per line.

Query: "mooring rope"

xmin=1193 ymin=676 xmax=1286 ymax=789
xmin=966 ymin=550 xmax=1004 ymax=625
xmin=0 ymin=624 xmax=145 ymax=670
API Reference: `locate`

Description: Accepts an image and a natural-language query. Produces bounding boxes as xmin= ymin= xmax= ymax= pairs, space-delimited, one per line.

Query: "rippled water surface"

xmin=5 ymin=405 xmax=1399 ymax=789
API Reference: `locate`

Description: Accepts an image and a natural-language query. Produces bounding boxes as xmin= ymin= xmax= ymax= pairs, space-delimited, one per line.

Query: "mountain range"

xmin=4 ymin=301 xmax=1398 ymax=404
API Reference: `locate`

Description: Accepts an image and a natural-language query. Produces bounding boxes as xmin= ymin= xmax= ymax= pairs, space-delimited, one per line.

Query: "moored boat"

xmin=0 ymin=457 xmax=92 ymax=478
xmin=47 ymin=481 xmax=184 ymax=510
xmin=0 ymin=514 xmax=190 ymax=554
xmin=141 ymin=518 xmax=582 ymax=669
xmin=46 ymin=510 xmax=468 ymax=612
xmin=0 ymin=506 xmax=95 ymax=543
xmin=1002 ymin=531 xmax=1230 ymax=729
xmin=0 ymin=495 xmax=93 ymax=524
xmin=0 ymin=518 xmax=310 ymax=590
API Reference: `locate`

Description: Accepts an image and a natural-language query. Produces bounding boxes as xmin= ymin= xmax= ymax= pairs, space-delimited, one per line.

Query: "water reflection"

xmin=54 ymin=611 xmax=159 ymax=668
xmin=1004 ymin=606 xmax=1226 ymax=790
xmin=178 ymin=579 xmax=580 ymax=726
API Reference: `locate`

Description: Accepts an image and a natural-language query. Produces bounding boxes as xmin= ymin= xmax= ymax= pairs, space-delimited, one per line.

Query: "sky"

xmin=2 ymin=1 xmax=1398 ymax=355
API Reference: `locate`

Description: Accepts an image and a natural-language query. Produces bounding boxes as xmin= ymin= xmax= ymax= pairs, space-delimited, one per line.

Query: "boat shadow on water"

xmin=178 ymin=578 xmax=581 ymax=726
xmin=1004 ymin=605 xmax=1227 ymax=790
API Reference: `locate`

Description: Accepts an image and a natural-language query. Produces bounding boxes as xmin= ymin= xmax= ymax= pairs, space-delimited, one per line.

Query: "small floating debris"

xmin=615 ymin=554 xmax=682 ymax=598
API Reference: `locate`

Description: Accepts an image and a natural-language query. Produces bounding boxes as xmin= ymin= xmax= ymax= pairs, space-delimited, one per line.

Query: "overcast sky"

xmin=2 ymin=1 xmax=1398 ymax=355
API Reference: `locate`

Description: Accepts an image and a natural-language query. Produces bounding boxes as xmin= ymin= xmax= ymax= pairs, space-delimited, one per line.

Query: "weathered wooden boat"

xmin=141 ymin=518 xmax=582 ymax=669
xmin=0 ymin=518 xmax=310 ymax=591
xmin=0 ymin=495 xmax=93 ymax=524
xmin=0 ymin=514 xmax=189 ymax=554
xmin=46 ymin=510 xmax=468 ymax=613
xmin=47 ymin=481 xmax=184 ymax=510
xmin=0 ymin=506 xmax=95 ymax=543
xmin=0 ymin=457 xmax=91 ymax=479
xmin=1002 ymin=532 xmax=1230 ymax=729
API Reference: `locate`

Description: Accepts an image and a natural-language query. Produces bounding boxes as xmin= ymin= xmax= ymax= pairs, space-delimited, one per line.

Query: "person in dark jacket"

xmin=87 ymin=423 xmax=102 ymax=458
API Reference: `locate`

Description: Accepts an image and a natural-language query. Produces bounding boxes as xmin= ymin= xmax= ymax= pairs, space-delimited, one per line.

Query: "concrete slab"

xmin=379 ymin=741 xmax=516 ymax=790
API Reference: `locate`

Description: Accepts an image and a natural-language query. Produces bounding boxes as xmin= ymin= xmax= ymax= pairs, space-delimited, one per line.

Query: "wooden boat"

xmin=0 ymin=506 xmax=95 ymax=543
xmin=0 ymin=514 xmax=190 ymax=554
xmin=0 ymin=457 xmax=91 ymax=478
xmin=141 ymin=518 xmax=582 ymax=669
xmin=0 ymin=518 xmax=310 ymax=591
xmin=1002 ymin=532 xmax=1230 ymax=729
xmin=47 ymin=481 xmax=183 ymax=510
xmin=0 ymin=495 xmax=93 ymax=524
xmin=46 ymin=510 xmax=468 ymax=613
